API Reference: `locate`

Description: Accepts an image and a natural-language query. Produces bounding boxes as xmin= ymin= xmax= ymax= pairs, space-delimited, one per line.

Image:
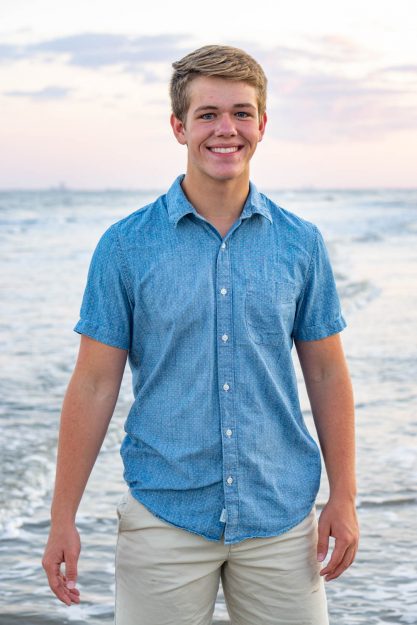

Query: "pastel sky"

xmin=1 ymin=0 xmax=416 ymax=189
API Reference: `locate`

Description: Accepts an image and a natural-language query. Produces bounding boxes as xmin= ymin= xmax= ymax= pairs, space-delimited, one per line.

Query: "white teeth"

xmin=210 ymin=147 xmax=239 ymax=153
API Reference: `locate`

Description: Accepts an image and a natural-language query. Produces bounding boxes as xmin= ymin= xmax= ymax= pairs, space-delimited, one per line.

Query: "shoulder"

xmin=260 ymin=192 xmax=319 ymax=246
xmin=110 ymin=193 xmax=165 ymax=237
xmin=86 ymin=194 xmax=165 ymax=266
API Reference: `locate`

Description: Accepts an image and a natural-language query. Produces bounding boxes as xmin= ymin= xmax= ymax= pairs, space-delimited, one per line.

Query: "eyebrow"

xmin=193 ymin=103 xmax=257 ymax=114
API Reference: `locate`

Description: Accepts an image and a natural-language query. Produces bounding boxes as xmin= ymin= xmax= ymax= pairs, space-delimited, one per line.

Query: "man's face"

xmin=171 ymin=75 xmax=267 ymax=185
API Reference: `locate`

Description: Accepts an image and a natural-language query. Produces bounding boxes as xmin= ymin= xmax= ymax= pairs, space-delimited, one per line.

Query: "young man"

xmin=42 ymin=45 xmax=359 ymax=624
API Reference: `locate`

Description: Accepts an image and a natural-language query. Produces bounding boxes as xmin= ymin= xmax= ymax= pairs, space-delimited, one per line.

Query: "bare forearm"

xmin=51 ymin=372 xmax=119 ymax=526
xmin=295 ymin=335 xmax=359 ymax=580
xmin=306 ymin=368 xmax=356 ymax=499
xmin=43 ymin=336 xmax=127 ymax=604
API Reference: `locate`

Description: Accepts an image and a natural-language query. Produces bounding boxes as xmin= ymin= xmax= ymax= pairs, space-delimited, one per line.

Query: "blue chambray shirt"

xmin=74 ymin=174 xmax=346 ymax=545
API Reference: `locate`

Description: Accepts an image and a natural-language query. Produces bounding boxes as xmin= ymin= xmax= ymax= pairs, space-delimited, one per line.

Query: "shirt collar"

xmin=165 ymin=174 xmax=273 ymax=227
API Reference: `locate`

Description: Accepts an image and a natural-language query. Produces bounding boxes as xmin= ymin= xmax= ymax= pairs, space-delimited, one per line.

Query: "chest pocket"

xmin=245 ymin=278 xmax=296 ymax=346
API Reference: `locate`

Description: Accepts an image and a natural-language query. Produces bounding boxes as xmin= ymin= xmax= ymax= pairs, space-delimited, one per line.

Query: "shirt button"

xmin=226 ymin=476 xmax=234 ymax=485
xmin=221 ymin=242 xmax=226 ymax=250
xmin=220 ymin=288 xmax=227 ymax=295
xmin=221 ymin=334 xmax=229 ymax=342
xmin=223 ymin=383 xmax=230 ymax=391
xmin=225 ymin=429 xmax=232 ymax=437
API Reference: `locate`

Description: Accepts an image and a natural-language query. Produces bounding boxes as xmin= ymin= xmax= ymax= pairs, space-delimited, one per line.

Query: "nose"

xmin=214 ymin=113 xmax=237 ymax=137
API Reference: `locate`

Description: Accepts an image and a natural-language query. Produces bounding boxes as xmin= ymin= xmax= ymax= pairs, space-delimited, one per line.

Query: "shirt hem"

xmin=129 ymin=490 xmax=224 ymax=542
xmin=293 ymin=317 xmax=347 ymax=342
xmin=73 ymin=320 xmax=130 ymax=350
xmin=129 ymin=490 xmax=316 ymax=545
xmin=223 ymin=503 xmax=316 ymax=544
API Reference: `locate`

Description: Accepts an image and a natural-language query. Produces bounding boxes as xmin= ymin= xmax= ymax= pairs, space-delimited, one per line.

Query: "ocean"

xmin=1 ymin=187 xmax=416 ymax=624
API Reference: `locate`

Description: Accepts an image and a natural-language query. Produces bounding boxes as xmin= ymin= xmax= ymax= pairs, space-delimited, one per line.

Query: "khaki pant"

xmin=115 ymin=491 xmax=329 ymax=625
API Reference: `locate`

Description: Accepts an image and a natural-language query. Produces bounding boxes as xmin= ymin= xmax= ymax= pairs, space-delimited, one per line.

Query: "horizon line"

xmin=1 ymin=185 xmax=417 ymax=193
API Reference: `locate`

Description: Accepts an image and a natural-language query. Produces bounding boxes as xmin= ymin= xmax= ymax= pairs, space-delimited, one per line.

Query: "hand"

xmin=316 ymin=496 xmax=359 ymax=582
xmin=42 ymin=523 xmax=81 ymax=606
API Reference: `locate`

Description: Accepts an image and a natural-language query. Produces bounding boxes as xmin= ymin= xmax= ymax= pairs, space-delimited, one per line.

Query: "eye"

xmin=200 ymin=113 xmax=215 ymax=120
xmin=235 ymin=111 xmax=250 ymax=118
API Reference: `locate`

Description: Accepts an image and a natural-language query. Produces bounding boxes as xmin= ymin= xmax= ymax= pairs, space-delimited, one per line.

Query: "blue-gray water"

xmin=1 ymin=188 xmax=416 ymax=624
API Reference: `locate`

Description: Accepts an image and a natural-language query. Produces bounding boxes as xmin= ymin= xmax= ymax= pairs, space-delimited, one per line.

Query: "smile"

xmin=207 ymin=146 xmax=242 ymax=153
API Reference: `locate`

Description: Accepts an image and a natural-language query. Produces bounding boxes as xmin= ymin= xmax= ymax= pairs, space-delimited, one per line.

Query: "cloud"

xmin=4 ymin=86 xmax=72 ymax=100
xmin=366 ymin=64 xmax=417 ymax=92
xmin=0 ymin=32 xmax=369 ymax=71
xmin=0 ymin=42 xmax=27 ymax=61
xmin=2 ymin=32 xmax=192 ymax=70
xmin=247 ymin=45 xmax=417 ymax=143
xmin=229 ymin=34 xmax=373 ymax=70
xmin=377 ymin=64 xmax=417 ymax=76
xmin=0 ymin=32 xmax=193 ymax=85
xmin=265 ymin=69 xmax=417 ymax=142
xmin=1 ymin=32 xmax=416 ymax=141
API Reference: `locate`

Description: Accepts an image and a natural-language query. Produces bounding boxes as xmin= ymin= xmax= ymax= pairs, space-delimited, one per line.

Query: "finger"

xmin=69 ymin=587 xmax=80 ymax=596
xmin=320 ymin=539 xmax=349 ymax=576
xmin=68 ymin=589 xmax=81 ymax=604
xmin=63 ymin=575 xmax=81 ymax=603
xmin=322 ymin=529 xmax=359 ymax=576
xmin=64 ymin=551 xmax=79 ymax=591
xmin=324 ymin=545 xmax=356 ymax=581
xmin=43 ymin=558 xmax=72 ymax=606
xmin=50 ymin=572 xmax=73 ymax=606
xmin=316 ymin=519 xmax=330 ymax=563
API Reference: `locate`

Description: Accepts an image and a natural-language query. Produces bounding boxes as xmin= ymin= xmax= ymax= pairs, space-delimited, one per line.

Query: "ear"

xmin=258 ymin=111 xmax=267 ymax=142
xmin=170 ymin=113 xmax=187 ymax=145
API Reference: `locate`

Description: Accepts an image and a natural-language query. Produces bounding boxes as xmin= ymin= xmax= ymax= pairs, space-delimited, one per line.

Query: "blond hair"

xmin=170 ymin=44 xmax=267 ymax=123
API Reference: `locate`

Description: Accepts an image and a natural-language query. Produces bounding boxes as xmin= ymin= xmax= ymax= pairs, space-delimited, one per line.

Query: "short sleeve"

xmin=73 ymin=225 xmax=133 ymax=350
xmin=292 ymin=226 xmax=346 ymax=341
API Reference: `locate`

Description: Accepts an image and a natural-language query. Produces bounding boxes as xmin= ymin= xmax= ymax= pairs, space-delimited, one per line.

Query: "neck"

xmin=181 ymin=171 xmax=250 ymax=224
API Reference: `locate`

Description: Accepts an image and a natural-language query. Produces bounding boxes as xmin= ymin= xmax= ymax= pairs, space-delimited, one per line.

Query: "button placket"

xmin=216 ymin=238 xmax=239 ymax=533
